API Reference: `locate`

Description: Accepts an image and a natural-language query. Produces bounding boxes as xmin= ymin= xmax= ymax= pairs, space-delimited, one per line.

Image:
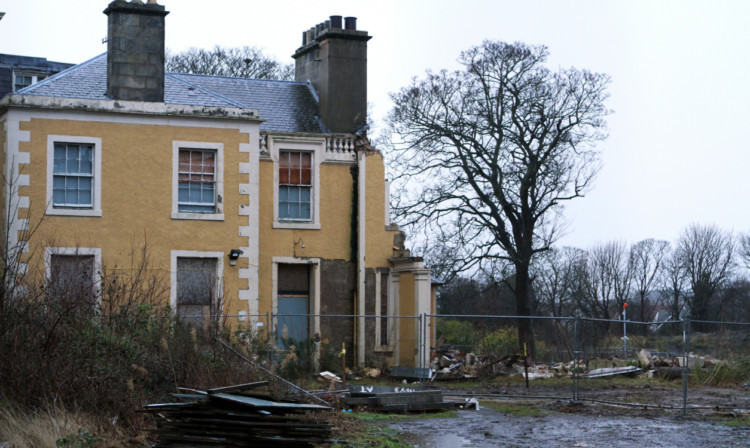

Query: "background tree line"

xmin=432 ymin=223 xmax=750 ymax=328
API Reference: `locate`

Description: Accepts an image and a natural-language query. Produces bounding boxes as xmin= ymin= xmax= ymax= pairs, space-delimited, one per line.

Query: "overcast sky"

xmin=2 ymin=0 xmax=749 ymax=249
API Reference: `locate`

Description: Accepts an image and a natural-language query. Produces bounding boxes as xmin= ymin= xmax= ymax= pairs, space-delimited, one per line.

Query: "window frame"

xmin=278 ymin=151 xmax=313 ymax=222
xmin=12 ymin=71 xmax=43 ymax=92
xmin=271 ymin=137 xmax=323 ymax=230
xmin=172 ymin=141 xmax=224 ymax=221
xmin=46 ymin=135 xmax=102 ymax=217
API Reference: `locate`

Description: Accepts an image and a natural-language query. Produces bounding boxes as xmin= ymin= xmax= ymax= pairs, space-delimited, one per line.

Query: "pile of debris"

xmin=429 ymin=348 xmax=552 ymax=380
xmin=142 ymin=382 xmax=334 ymax=447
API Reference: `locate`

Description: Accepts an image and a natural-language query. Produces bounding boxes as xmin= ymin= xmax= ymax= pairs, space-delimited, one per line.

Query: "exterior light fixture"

xmin=228 ymin=249 xmax=243 ymax=266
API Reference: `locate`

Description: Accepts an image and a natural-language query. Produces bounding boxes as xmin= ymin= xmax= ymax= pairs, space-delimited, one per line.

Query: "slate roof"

xmin=18 ymin=53 xmax=324 ymax=133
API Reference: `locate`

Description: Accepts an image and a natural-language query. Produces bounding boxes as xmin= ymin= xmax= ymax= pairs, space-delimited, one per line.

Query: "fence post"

xmin=682 ymin=316 xmax=690 ymax=416
xmin=423 ymin=312 xmax=428 ymax=385
xmin=573 ymin=317 xmax=580 ymax=403
xmin=417 ymin=314 xmax=423 ymax=383
xmin=265 ymin=311 xmax=271 ymax=369
xmin=269 ymin=311 xmax=275 ymax=373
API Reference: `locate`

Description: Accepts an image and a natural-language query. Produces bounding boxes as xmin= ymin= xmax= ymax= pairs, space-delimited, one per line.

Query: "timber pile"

xmin=143 ymin=382 xmax=334 ymax=447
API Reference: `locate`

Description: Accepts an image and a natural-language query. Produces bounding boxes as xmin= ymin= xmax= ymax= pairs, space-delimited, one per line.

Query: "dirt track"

xmin=389 ymin=405 xmax=748 ymax=448
xmin=385 ymin=383 xmax=750 ymax=447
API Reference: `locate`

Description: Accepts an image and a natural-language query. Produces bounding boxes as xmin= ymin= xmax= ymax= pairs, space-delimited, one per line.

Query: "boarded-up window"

xmin=278 ymin=151 xmax=312 ymax=221
xmin=176 ymin=257 xmax=217 ymax=324
xmin=49 ymin=254 xmax=96 ymax=313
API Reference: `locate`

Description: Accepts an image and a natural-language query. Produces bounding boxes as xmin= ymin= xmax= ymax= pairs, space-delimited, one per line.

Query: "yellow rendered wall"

xmin=257 ymin=159 xmax=355 ymax=315
xmin=364 ymin=151 xmax=399 ymax=268
xmin=17 ymin=117 xmax=251 ymax=316
xmin=398 ymin=272 xmax=416 ymax=365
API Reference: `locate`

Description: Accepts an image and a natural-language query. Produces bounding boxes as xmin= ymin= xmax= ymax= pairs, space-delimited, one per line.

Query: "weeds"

xmin=0 ymin=244 xmax=262 ymax=438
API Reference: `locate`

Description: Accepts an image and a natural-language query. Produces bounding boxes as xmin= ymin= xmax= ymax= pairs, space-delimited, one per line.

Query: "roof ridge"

xmin=19 ymin=53 xmax=105 ymax=94
xmin=165 ymin=73 xmax=247 ymax=108
xmin=168 ymin=71 xmax=308 ymax=86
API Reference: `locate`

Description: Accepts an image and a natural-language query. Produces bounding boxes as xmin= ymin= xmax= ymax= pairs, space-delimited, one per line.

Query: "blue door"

xmin=277 ymin=294 xmax=309 ymax=346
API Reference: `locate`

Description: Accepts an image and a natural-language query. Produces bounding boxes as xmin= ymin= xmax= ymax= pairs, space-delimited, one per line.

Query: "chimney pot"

xmin=302 ymin=31 xmax=307 ymax=45
xmin=293 ymin=16 xmax=370 ymax=133
xmin=148 ymin=0 xmax=158 ymax=4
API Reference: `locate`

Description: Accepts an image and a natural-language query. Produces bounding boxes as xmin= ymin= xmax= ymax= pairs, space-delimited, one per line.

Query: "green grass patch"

xmin=331 ymin=425 xmax=413 ymax=447
xmin=347 ymin=410 xmax=457 ymax=421
xmin=480 ymin=401 xmax=546 ymax=417
xmin=719 ymin=414 xmax=750 ymax=427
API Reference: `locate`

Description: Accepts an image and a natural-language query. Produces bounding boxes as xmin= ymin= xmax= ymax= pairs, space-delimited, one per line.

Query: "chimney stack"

xmin=293 ymin=16 xmax=371 ymax=134
xmin=103 ymin=0 xmax=169 ymax=102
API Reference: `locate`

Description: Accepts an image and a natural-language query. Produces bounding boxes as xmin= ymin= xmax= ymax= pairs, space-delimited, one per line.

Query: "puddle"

xmin=387 ymin=407 xmax=748 ymax=448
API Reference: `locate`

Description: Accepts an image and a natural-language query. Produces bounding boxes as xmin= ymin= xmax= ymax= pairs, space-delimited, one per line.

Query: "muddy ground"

xmin=383 ymin=382 xmax=750 ymax=447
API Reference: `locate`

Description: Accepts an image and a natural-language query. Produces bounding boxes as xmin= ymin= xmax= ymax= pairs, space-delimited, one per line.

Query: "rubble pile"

xmin=427 ymin=347 xmax=568 ymax=380
xmin=142 ymin=382 xmax=334 ymax=447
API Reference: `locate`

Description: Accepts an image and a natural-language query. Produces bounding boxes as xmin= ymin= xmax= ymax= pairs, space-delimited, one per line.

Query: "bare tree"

xmin=532 ymin=247 xmax=585 ymax=317
xmin=740 ymin=232 xmax=750 ymax=270
xmin=586 ymin=241 xmax=633 ymax=319
xmin=677 ymin=224 xmax=734 ymax=323
xmin=629 ymin=239 xmax=670 ymax=323
xmin=386 ymin=41 xmax=610 ymax=355
xmin=662 ymin=247 xmax=687 ymax=322
xmin=166 ymin=46 xmax=294 ymax=80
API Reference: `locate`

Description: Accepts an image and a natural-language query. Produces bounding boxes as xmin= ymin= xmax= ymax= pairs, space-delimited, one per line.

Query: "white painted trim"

xmin=171 ymin=141 xmax=225 ymax=221
xmin=238 ymin=123 xmax=260 ymax=318
xmin=4 ymin=110 xmax=32 ymax=281
xmin=413 ymin=269 xmax=431 ymax=368
xmin=269 ymin=136 xmax=323 ymax=229
xmin=45 ymin=135 xmax=102 ymax=217
xmin=44 ymin=246 xmax=103 ymax=302
xmin=169 ymin=250 xmax=225 ymax=312
xmin=271 ymin=256 xmax=321 ymax=340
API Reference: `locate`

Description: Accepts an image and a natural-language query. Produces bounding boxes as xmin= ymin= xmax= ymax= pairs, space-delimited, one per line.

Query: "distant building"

xmin=0 ymin=53 xmax=74 ymax=99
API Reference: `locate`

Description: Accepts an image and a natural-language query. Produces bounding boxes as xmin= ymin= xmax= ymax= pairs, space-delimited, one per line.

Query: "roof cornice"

xmin=0 ymin=94 xmax=263 ymax=122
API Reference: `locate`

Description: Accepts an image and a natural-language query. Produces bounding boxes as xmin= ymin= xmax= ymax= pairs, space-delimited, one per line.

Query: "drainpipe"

xmin=357 ymin=149 xmax=366 ymax=366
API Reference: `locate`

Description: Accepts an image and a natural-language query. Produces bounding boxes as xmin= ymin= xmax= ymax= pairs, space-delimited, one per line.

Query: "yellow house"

xmin=0 ymin=0 xmax=434 ymax=368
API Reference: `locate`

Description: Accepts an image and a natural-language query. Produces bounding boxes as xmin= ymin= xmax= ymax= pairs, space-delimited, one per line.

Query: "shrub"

xmin=479 ymin=327 xmax=519 ymax=356
xmin=436 ymin=319 xmax=474 ymax=347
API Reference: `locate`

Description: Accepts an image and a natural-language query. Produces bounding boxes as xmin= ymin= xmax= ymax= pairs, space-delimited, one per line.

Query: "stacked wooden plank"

xmin=343 ymin=385 xmax=453 ymax=412
xmin=142 ymin=382 xmax=334 ymax=447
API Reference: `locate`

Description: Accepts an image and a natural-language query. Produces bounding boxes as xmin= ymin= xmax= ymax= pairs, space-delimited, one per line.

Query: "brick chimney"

xmin=293 ymin=16 xmax=371 ymax=134
xmin=103 ymin=0 xmax=169 ymax=102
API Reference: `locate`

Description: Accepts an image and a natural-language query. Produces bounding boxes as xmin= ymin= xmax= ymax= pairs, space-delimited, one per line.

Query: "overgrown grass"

xmin=0 ymin=404 xmax=134 ymax=447
xmin=0 ymin=246 xmax=266 ymax=440
xmin=480 ymin=401 xmax=546 ymax=417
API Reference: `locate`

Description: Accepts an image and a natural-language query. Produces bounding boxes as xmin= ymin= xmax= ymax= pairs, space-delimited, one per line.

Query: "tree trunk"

xmin=514 ymin=262 xmax=535 ymax=360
